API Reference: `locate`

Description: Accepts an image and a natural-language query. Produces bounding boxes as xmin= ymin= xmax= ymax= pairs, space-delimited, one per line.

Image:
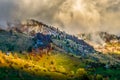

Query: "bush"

xmin=76 ymin=68 xmax=87 ymax=76
xmin=75 ymin=68 xmax=89 ymax=79
xmin=96 ymin=74 xmax=103 ymax=80
xmin=58 ymin=66 xmax=66 ymax=73
xmin=68 ymin=71 xmax=75 ymax=77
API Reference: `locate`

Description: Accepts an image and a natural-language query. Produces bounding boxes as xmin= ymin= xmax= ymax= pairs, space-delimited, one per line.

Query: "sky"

xmin=0 ymin=0 xmax=120 ymax=35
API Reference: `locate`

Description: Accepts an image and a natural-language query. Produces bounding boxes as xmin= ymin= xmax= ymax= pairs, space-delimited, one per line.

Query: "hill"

xmin=77 ymin=32 xmax=120 ymax=54
xmin=2 ymin=19 xmax=96 ymax=55
xmin=0 ymin=51 xmax=120 ymax=80
xmin=0 ymin=19 xmax=120 ymax=80
xmin=0 ymin=29 xmax=34 ymax=52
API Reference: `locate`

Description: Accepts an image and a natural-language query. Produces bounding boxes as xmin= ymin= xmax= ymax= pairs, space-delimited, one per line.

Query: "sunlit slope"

xmin=78 ymin=32 xmax=120 ymax=54
xmin=105 ymin=42 xmax=120 ymax=54
xmin=0 ymin=51 xmax=89 ymax=80
xmin=0 ymin=51 xmax=120 ymax=80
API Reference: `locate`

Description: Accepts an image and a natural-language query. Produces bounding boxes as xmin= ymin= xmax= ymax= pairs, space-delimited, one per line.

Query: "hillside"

xmin=0 ymin=51 xmax=120 ymax=80
xmin=0 ymin=51 xmax=92 ymax=80
xmin=0 ymin=29 xmax=34 ymax=52
xmin=4 ymin=19 xmax=96 ymax=55
xmin=78 ymin=32 xmax=120 ymax=54
xmin=0 ymin=19 xmax=120 ymax=80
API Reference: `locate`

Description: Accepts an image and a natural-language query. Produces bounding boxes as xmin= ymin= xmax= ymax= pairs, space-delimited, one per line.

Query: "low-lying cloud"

xmin=0 ymin=0 xmax=120 ymax=35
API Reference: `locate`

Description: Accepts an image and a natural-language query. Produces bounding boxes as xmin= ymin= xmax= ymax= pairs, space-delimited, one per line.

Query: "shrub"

xmin=75 ymin=68 xmax=89 ymax=80
xmin=95 ymin=74 xmax=103 ymax=80
xmin=76 ymin=68 xmax=87 ymax=76
xmin=68 ymin=71 xmax=75 ymax=77
xmin=58 ymin=66 xmax=66 ymax=73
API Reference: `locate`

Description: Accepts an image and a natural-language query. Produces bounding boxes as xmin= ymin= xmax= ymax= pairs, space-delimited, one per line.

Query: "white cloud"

xmin=0 ymin=0 xmax=120 ymax=35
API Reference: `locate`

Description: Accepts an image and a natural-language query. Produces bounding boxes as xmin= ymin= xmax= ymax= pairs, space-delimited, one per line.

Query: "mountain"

xmin=0 ymin=29 xmax=34 ymax=53
xmin=1 ymin=19 xmax=120 ymax=65
xmin=78 ymin=32 xmax=120 ymax=43
xmin=0 ymin=19 xmax=120 ymax=80
xmin=4 ymin=19 xmax=96 ymax=55
xmin=77 ymin=32 xmax=120 ymax=54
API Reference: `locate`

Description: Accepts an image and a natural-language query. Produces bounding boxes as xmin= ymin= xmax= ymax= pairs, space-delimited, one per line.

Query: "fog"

xmin=0 ymin=0 xmax=120 ymax=35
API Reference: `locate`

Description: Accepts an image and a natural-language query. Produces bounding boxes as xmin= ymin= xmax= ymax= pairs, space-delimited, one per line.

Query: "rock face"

xmin=0 ymin=19 xmax=96 ymax=55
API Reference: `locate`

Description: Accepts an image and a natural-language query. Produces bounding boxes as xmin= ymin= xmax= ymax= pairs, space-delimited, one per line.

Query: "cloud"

xmin=0 ymin=0 xmax=18 ymax=20
xmin=0 ymin=0 xmax=120 ymax=35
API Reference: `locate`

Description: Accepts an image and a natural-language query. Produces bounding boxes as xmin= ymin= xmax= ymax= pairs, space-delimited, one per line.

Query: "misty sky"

xmin=0 ymin=0 xmax=120 ymax=35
